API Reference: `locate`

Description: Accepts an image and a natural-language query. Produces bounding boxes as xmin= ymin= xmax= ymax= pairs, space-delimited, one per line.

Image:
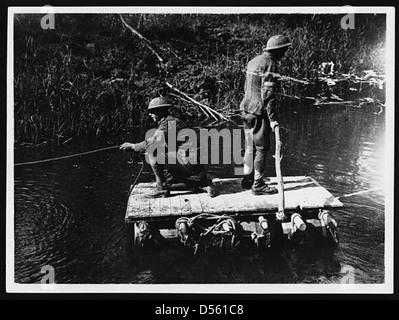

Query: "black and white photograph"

xmin=6 ymin=6 xmax=394 ymax=295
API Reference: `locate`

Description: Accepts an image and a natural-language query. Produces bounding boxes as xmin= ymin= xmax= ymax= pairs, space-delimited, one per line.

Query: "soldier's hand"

xmin=120 ymin=142 xmax=136 ymax=150
xmin=270 ymin=121 xmax=279 ymax=132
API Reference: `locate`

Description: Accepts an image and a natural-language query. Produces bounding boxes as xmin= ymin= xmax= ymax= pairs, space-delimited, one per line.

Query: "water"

xmin=13 ymin=103 xmax=387 ymax=285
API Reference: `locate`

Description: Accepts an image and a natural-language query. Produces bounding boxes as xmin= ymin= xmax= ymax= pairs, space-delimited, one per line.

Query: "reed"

xmin=13 ymin=13 xmax=386 ymax=145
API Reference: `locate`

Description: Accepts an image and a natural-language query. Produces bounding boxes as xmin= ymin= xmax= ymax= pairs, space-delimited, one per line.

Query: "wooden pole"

xmin=274 ymin=125 xmax=286 ymax=221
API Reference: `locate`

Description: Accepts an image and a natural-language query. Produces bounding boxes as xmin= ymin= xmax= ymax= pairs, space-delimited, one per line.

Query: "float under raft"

xmin=125 ymin=176 xmax=343 ymax=223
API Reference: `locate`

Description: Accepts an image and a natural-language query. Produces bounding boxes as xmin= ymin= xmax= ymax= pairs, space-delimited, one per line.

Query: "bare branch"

xmin=166 ymin=82 xmax=231 ymax=123
xmin=119 ymin=14 xmax=164 ymax=64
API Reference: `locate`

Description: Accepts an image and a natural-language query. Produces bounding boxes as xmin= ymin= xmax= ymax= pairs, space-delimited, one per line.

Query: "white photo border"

xmin=7 ymin=6 xmax=395 ymax=294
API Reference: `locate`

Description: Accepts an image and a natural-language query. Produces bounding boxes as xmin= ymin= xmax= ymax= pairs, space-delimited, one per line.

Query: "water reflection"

xmin=13 ymin=102 xmax=386 ymax=285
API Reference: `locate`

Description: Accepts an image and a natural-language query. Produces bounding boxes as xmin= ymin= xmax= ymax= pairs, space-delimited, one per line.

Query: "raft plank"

xmin=180 ymin=193 xmax=203 ymax=215
xmin=227 ymin=190 xmax=260 ymax=212
xmin=169 ymin=195 xmax=183 ymax=216
xmin=158 ymin=196 xmax=172 ymax=216
xmin=130 ymin=183 xmax=142 ymax=207
xmin=137 ymin=197 xmax=150 ymax=218
xmin=148 ymin=197 xmax=159 ymax=216
xmin=197 ymin=192 xmax=213 ymax=214
xmin=300 ymin=184 xmax=343 ymax=210
xmin=219 ymin=193 xmax=242 ymax=213
xmin=125 ymin=176 xmax=343 ymax=221
xmin=180 ymin=195 xmax=192 ymax=215
xmin=206 ymin=193 xmax=228 ymax=213
xmin=212 ymin=178 xmax=260 ymax=212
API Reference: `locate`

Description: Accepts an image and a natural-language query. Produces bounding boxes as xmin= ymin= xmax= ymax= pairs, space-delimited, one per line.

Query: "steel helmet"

xmin=265 ymin=35 xmax=292 ymax=51
xmin=148 ymin=97 xmax=172 ymax=111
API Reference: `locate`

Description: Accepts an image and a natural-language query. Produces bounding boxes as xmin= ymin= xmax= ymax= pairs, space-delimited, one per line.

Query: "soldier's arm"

xmin=261 ymin=62 xmax=279 ymax=125
xmin=120 ymin=128 xmax=165 ymax=153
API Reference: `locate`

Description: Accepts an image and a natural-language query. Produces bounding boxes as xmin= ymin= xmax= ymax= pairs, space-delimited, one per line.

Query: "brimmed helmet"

xmin=148 ymin=97 xmax=172 ymax=111
xmin=265 ymin=35 xmax=292 ymax=51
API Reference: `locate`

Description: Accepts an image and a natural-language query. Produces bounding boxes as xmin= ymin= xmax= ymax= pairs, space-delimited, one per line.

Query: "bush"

xmin=13 ymin=13 xmax=386 ymax=144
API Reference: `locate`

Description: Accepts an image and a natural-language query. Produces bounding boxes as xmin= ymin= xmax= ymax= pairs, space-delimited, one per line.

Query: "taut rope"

xmin=337 ymin=187 xmax=382 ymax=199
xmin=14 ymin=145 xmax=119 ymax=166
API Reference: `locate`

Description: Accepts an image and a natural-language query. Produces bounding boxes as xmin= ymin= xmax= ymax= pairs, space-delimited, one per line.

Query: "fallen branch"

xmin=169 ymin=93 xmax=215 ymax=120
xmin=278 ymin=92 xmax=301 ymax=100
xmin=314 ymin=100 xmax=357 ymax=106
xmin=246 ymin=70 xmax=309 ymax=84
xmin=166 ymin=82 xmax=232 ymax=123
xmin=120 ymin=15 xmax=234 ymax=125
xmin=119 ymin=14 xmax=165 ymax=64
xmin=277 ymin=74 xmax=310 ymax=85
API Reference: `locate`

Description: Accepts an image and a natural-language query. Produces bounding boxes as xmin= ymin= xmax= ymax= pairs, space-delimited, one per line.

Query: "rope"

xmin=337 ymin=187 xmax=382 ymax=199
xmin=126 ymin=153 xmax=146 ymax=201
xmin=176 ymin=213 xmax=240 ymax=252
xmin=14 ymin=145 xmax=119 ymax=166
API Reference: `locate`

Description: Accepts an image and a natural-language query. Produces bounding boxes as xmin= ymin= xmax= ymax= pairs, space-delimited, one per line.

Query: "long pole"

xmin=274 ymin=126 xmax=286 ymax=221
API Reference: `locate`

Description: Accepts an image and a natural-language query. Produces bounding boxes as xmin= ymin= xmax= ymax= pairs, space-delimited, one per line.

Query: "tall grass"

xmin=13 ymin=13 xmax=386 ymax=145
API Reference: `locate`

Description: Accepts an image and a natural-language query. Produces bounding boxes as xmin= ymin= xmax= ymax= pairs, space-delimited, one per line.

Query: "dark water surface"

xmin=13 ymin=103 xmax=387 ymax=285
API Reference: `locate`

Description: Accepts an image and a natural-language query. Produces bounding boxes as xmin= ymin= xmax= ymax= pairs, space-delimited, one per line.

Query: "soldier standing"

xmin=240 ymin=35 xmax=291 ymax=195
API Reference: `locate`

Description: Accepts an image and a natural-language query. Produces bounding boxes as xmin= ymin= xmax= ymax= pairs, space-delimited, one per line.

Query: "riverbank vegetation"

xmin=13 ymin=13 xmax=386 ymax=146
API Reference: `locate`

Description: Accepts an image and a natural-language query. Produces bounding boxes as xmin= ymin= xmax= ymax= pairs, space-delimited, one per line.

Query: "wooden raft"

xmin=125 ymin=176 xmax=343 ymax=222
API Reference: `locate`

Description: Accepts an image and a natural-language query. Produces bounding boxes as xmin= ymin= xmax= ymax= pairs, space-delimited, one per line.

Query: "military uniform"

xmin=135 ymin=115 xmax=205 ymax=185
xmin=240 ymin=51 xmax=279 ymax=153
xmin=240 ymin=51 xmax=279 ymax=189
xmin=121 ymin=97 xmax=216 ymax=198
xmin=239 ymin=34 xmax=291 ymax=195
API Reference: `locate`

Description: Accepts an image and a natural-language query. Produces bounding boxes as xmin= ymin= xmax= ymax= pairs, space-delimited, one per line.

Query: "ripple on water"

xmin=12 ymin=105 xmax=387 ymax=285
xmin=14 ymin=178 xmax=81 ymax=283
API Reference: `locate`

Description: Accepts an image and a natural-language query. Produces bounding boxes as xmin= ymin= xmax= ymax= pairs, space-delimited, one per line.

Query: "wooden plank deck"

xmin=125 ymin=176 xmax=343 ymax=222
